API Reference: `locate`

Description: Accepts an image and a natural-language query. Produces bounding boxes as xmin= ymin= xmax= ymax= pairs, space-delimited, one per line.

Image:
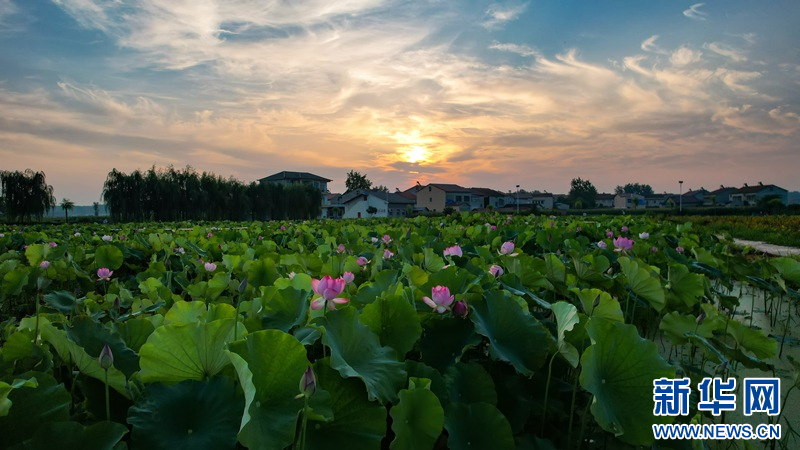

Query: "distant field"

xmin=685 ymin=215 xmax=800 ymax=248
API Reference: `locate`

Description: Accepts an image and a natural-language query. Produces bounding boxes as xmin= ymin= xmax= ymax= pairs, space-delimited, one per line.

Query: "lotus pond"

xmin=0 ymin=214 xmax=798 ymax=449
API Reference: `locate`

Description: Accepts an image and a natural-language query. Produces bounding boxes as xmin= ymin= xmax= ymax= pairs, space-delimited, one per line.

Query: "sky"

xmin=1 ymin=0 xmax=799 ymax=204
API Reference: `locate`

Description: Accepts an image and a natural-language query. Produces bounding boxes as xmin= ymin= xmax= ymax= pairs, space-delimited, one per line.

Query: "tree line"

xmin=0 ymin=170 xmax=56 ymax=223
xmin=102 ymin=166 xmax=322 ymax=222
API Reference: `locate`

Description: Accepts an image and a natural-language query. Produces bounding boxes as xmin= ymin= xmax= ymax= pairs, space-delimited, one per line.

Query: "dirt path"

xmin=732 ymin=238 xmax=800 ymax=256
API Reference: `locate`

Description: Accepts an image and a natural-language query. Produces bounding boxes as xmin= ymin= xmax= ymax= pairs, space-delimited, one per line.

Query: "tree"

xmin=374 ymin=184 xmax=389 ymax=193
xmin=567 ymin=178 xmax=597 ymax=209
xmin=61 ymin=198 xmax=75 ymax=223
xmin=0 ymin=169 xmax=56 ymax=223
xmin=366 ymin=205 xmax=378 ymax=216
xmin=93 ymin=202 xmax=100 ymax=217
xmin=615 ymin=183 xmax=654 ymax=196
xmin=345 ymin=171 xmax=373 ymax=192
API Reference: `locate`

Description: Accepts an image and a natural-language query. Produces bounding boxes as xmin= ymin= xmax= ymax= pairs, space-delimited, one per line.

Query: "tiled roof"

xmin=259 ymin=171 xmax=332 ymax=183
xmin=428 ymin=183 xmax=471 ymax=193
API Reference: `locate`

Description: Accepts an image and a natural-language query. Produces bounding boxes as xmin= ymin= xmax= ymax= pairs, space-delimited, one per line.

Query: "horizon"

xmin=2 ymin=1 xmax=799 ymax=204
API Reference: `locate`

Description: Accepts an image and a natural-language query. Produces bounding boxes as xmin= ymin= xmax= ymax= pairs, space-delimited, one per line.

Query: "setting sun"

xmin=404 ymin=146 xmax=429 ymax=163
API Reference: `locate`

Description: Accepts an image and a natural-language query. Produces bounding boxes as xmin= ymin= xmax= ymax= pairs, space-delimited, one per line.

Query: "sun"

xmin=404 ymin=146 xmax=429 ymax=163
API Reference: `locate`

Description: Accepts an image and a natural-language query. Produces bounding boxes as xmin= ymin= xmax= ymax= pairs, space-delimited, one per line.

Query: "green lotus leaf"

xmin=2 ymin=266 xmax=30 ymax=296
xmin=470 ymin=291 xmax=553 ymax=376
xmin=228 ymin=330 xmax=309 ymax=450
xmin=403 ymin=263 xmax=428 ymax=288
xmin=24 ymin=243 xmax=50 ymax=267
xmin=418 ymin=316 xmax=480 ymax=372
xmin=359 ymin=293 xmax=422 ymax=357
xmin=305 ymin=358 xmax=387 ymax=450
xmin=544 ymin=253 xmax=566 ymax=284
xmin=0 ymin=377 xmax=37 ymax=417
xmin=259 ymin=286 xmax=310 ymax=332
xmin=444 ymin=362 xmax=497 ymax=406
xmin=551 ymin=301 xmax=580 ymax=367
xmin=770 ymin=257 xmax=800 ymax=283
xmin=95 ymin=245 xmax=124 ymax=270
xmin=572 ymin=253 xmax=611 ymax=283
xmin=390 ymin=386 xmax=445 ymax=450
xmin=618 ymin=257 xmax=665 ymax=312
xmin=17 ymin=421 xmax=127 ymax=450
xmin=314 ymin=307 xmax=406 ymax=403
xmin=659 ymin=311 xmax=720 ymax=345
xmin=580 ymin=318 xmax=674 ymax=446
xmin=139 ymin=318 xmax=239 ymax=383
xmin=66 ymin=315 xmax=140 ymax=378
xmin=569 ymin=288 xmax=622 ymax=322
xmin=127 ymin=378 xmax=242 ymax=450
xmin=353 ymin=269 xmax=400 ymax=305
xmin=444 ymin=402 xmax=515 ymax=450
xmin=405 ymin=361 xmax=449 ymax=410
xmin=42 ymin=290 xmax=78 ymax=314
xmin=666 ymin=263 xmax=705 ymax=308
xmin=0 ymin=371 xmax=70 ymax=448
xmin=725 ymin=320 xmax=777 ymax=360
xmin=246 ymin=258 xmax=280 ymax=288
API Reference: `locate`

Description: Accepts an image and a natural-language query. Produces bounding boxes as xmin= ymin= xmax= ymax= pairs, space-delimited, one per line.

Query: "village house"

xmin=730 ymin=183 xmax=788 ymax=206
xmin=415 ymin=183 xmax=472 ymax=212
xmin=338 ymin=189 xmax=416 ymax=218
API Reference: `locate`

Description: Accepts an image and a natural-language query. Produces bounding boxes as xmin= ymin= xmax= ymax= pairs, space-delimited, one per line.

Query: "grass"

xmin=684 ymin=215 xmax=800 ymax=248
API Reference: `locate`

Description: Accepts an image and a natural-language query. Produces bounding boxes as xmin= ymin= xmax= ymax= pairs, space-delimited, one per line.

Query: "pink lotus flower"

xmin=356 ymin=256 xmax=369 ymax=266
xmin=597 ymin=241 xmax=607 ymax=250
xmin=49 ymin=241 xmax=58 ymax=247
xmin=499 ymin=241 xmax=518 ymax=256
xmin=310 ymin=275 xmax=348 ymax=311
xmin=119 ymin=235 xmax=126 ymax=241
xmin=337 ymin=243 xmax=346 ymax=253
xmin=258 ymin=235 xmax=264 ymax=240
xmin=576 ymin=227 xmax=582 ymax=232
xmin=423 ymin=286 xmax=454 ymax=313
xmin=383 ymin=249 xmax=394 ymax=259
xmin=39 ymin=260 xmax=50 ymax=269
xmin=676 ymin=246 xmax=684 ymax=253
xmin=342 ymin=271 xmax=355 ymax=284
xmin=382 ymin=234 xmax=392 ymax=244
xmin=613 ymin=237 xmax=634 ymax=252
xmin=288 ymin=272 xmax=296 ymax=279
xmin=621 ymin=226 xmax=629 ymax=232
xmin=174 ymin=247 xmax=185 ymax=254
xmin=280 ymin=226 xmax=286 ymax=231
xmin=443 ymin=245 xmax=463 ymax=258
xmin=97 ymin=267 xmax=113 ymax=281
xmin=605 ymin=231 xmax=614 ymax=238
xmin=204 ymin=262 xmax=217 ymax=272
xmin=491 ymin=225 xmax=497 ymax=231
xmin=453 ymin=300 xmax=469 ymax=318
xmin=206 ymin=232 xmax=213 ymax=238
xmin=639 ymin=232 xmax=649 ymax=240
xmin=489 ymin=265 xmax=504 ymax=278
xmin=651 ymin=246 xmax=658 ymax=253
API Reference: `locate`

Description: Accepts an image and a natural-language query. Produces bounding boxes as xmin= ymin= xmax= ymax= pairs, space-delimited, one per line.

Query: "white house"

xmin=730 ymin=183 xmax=788 ymax=206
xmin=339 ymin=189 xmax=416 ymax=218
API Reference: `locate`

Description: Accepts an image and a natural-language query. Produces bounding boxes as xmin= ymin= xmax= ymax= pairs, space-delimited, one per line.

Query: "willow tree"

xmin=0 ymin=169 xmax=56 ymax=223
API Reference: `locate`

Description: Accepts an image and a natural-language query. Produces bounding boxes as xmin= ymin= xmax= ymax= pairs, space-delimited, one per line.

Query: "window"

xmin=429 ymin=197 xmax=432 ymax=202
xmin=428 ymin=186 xmax=432 ymax=191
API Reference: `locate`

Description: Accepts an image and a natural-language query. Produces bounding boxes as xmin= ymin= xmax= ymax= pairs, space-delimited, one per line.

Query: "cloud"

xmin=683 ymin=3 xmax=707 ymax=21
xmin=704 ymin=42 xmax=747 ymax=62
xmin=481 ymin=2 xmax=528 ymax=29
xmin=670 ymin=46 xmax=702 ymax=66
xmin=489 ymin=41 xmax=539 ymax=57
xmin=641 ymin=35 xmax=664 ymax=54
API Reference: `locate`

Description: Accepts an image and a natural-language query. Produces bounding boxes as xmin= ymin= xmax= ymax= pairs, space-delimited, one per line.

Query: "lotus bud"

xmin=99 ymin=344 xmax=114 ymax=370
xmin=39 ymin=260 xmax=50 ymax=269
xmin=453 ymin=300 xmax=469 ymax=318
xmin=297 ymin=366 xmax=316 ymax=399
xmin=696 ymin=312 xmax=706 ymax=324
xmin=238 ymin=276 xmax=248 ymax=293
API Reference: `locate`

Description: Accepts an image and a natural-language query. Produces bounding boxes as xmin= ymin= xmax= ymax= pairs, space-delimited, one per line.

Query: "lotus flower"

xmin=39 ymin=260 xmax=50 ymax=269
xmin=337 ymin=243 xmax=346 ymax=253
xmin=356 ymin=256 xmax=369 ymax=266
xmin=639 ymin=232 xmax=649 ymax=240
xmin=613 ymin=237 xmax=634 ymax=252
xmin=97 ymin=267 xmax=113 ymax=281
xmin=491 ymin=225 xmax=497 ymax=231
xmin=204 ymin=262 xmax=217 ymax=272
xmin=49 ymin=241 xmax=58 ymax=247
xmin=489 ymin=265 xmax=504 ymax=278
xmin=382 ymin=234 xmax=392 ymax=244
xmin=102 ymin=235 xmax=112 ymax=242
xmin=676 ymin=246 xmax=684 ymax=253
xmin=206 ymin=232 xmax=213 ymax=238
xmin=311 ymin=275 xmax=348 ymax=311
xmin=383 ymin=249 xmax=394 ymax=259
xmin=443 ymin=245 xmax=463 ymax=258
xmin=174 ymin=247 xmax=185 ymax=254
xmin=258 ymin=235 xmax=264 ymax=240
xmin=423 ymin=286 xmax=454 ymax=313
xmin=342 ymin=271 xmax=355 ymax=284
xmin=371 ymin=237 xmax=379 ymax=243
xmin=73 ymin=232 xmax=80 ymax=237
xmin=297 ymin=366 xmax=316 ymax=399
xmin=597 ymin=241 xmax=608 ymax=250
xmin=288 ymin=272 xmax=296 ymax=279
xmin=98 ymin=344 xmax=114 ymax=370
xmin=453 ymin=300 xmax=469 ymax=318
xmin=605 ymin=231 xmax=614 ymax=238
xmin=651 ymin=246 xmax=658 ymax=253
xmin=621 ymin=226 xmax=629 ymax=232
xmin=280 ymin=225 xmax=286 ymax=231
xmin=499 ymin=241 xmax=518 ymax=256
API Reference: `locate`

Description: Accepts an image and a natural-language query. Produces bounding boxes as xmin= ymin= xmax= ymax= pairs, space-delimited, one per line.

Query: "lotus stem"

xmin=567 ymin=366 xmax=581 ymax=450
xmin=34 ymin=292 xmax=41 ymax=345
xmin=541 ymin=352 xmax=558 ymax=436
xmin=104 ymin=369 xmax=110 ymax=422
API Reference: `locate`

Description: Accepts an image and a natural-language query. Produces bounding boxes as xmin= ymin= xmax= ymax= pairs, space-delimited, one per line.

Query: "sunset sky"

xmin=1 ymin=1 xmax=799 ymax=204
